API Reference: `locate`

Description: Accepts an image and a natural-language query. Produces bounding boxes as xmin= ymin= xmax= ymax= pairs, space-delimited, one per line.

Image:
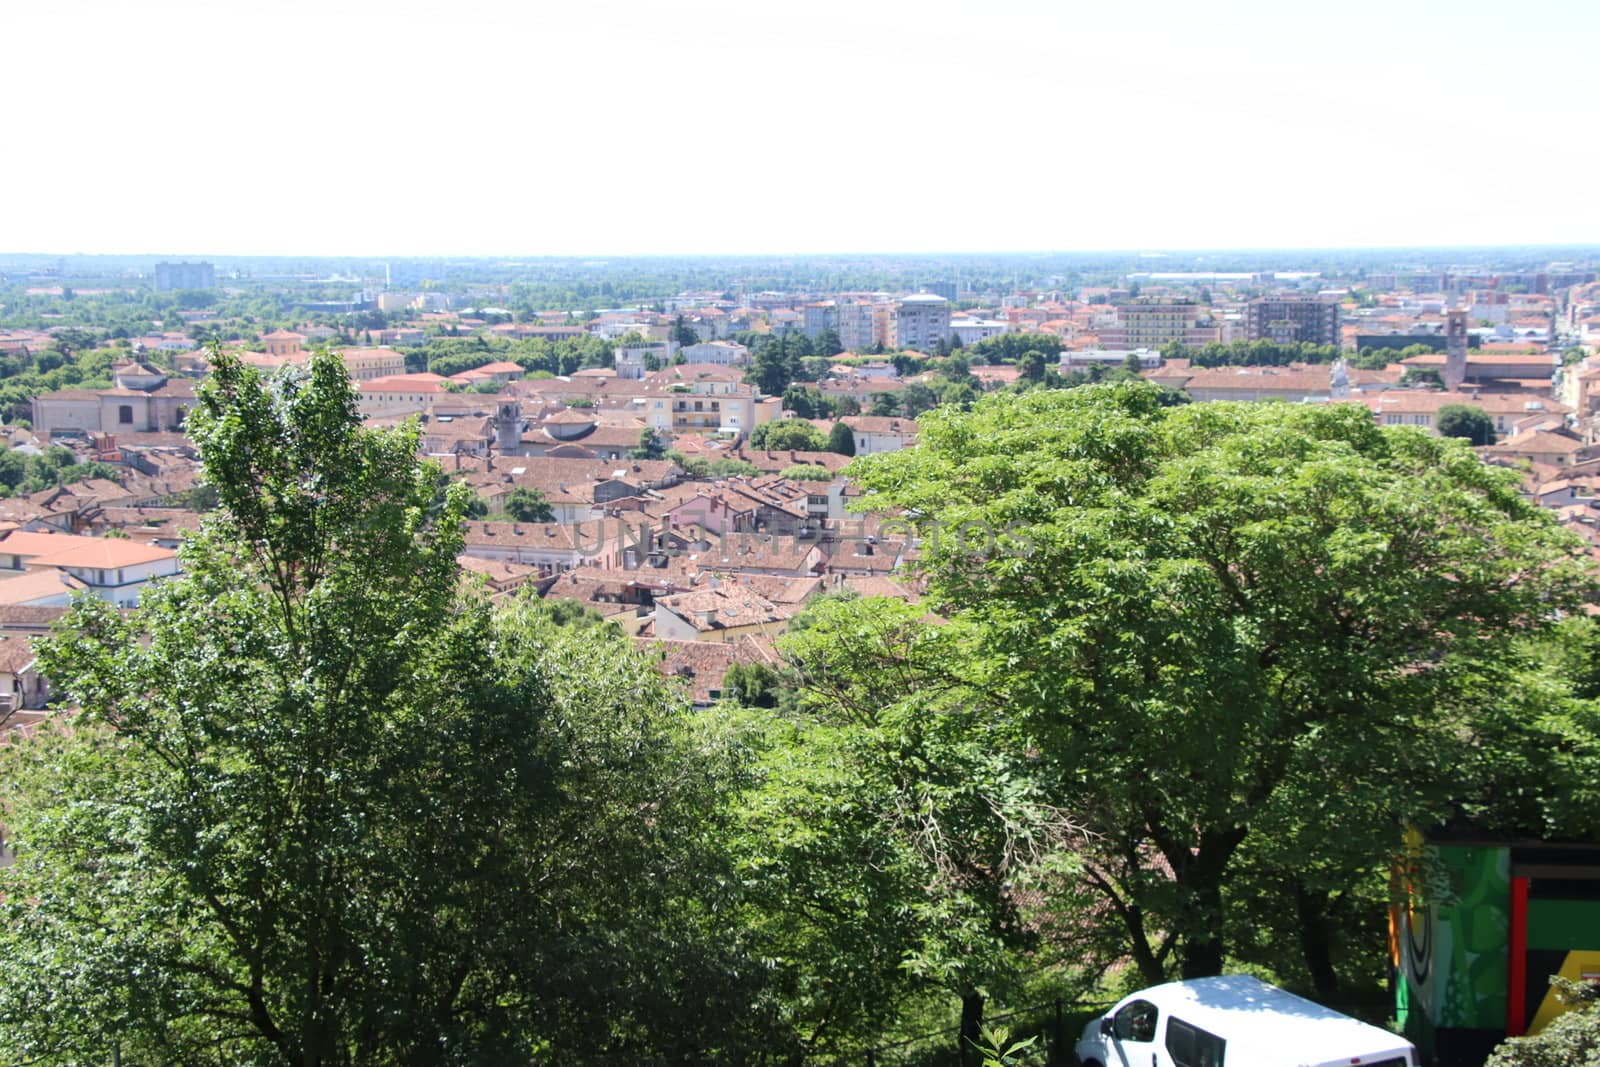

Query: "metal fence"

xmin=857 ymin=998 xmax=1113 ymax=1067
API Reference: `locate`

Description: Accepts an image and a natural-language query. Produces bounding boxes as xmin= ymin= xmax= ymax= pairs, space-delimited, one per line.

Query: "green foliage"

xmin=828 ymin=420 xmax=856 ymax=456
xmin=1399 ymin=366 xmax=1443 ymax=388
xmin=845 ymin=382 xmax=1594 ymax=987
xmin=1018 ymin=350 xmax=1046 ymax=382
xmin=1436 ymin=403 xmax=1496 ymax=446
xmin=1486 ymin=978 xmax=1600 ymax=1066
xmin=769 ymin=597 xmax=1072 ymax=1041
xmin=666 ymin=450 xmax=761 ymax=480
xmin=747 ymin=333 xmax=803 ymax=395
xmin=1162 ymin=339 xmax=1347 ymax=368
xmin=503 ymin=485 xmax=555 ymax=523
xmin=420 ymin=334 xmax=612 ymax=378
xmin=630 ymin=426 xmax=667 ymax=460
xmin=780 ymin=464 xmax=834 ymax=482
xmin=0 ymin=444 xmax=121 ymax=496
xmin=972 ymin=1025 xmax=1042 ymax=1067
xmin=814 ymin=327 xmax=844 ymax=357
xmin=750 ymin=419 xmax=828 ymax=452
xmin=670 ymin=315 xmax=699 ymax=348
xmin=722 ymin=661 xmax=785 ymax=708
xmin=901 ymin=381 xmax=940 ymax=416
xmin=966 ymin=333 xmax=1063 ymax=366
xmin=782 ymin=384 xmax=834 ymax=420
xmin=0 ymin=348 xmax=764 ymax=1065
xmin=525 ymin=594 xmax=619 ymax=632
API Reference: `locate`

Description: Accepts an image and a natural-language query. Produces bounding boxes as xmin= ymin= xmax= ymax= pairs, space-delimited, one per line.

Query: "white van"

xmin=1074 ymin=974 xmax=1416 ymax=1067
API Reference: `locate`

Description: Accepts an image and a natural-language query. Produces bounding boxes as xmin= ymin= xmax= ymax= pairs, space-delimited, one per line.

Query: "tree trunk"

xmin=958 ymin=990 xmax=984 ymax=1067
xmin=1123 ymin=905 xmax=1168 ymax=986
xmin=1178 ymin=875 xmax=1228 ymax=979
xmin=1294 ymin=883 xmax=1341 ymax=1000
xmin=1165 ymin=826 xmax=1246 ymax=980
xmin=1180 ymin=925 xmax=1226 ymax=979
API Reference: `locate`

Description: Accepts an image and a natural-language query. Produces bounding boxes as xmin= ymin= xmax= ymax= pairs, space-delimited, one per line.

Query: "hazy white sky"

xmin=5 ymin=0 xmax=1596 ymax=257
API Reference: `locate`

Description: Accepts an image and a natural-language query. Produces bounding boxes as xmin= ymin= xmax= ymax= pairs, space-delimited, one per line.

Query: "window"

xmin=1114 ymin=1000 xmax=1158 ymax=1043
xmin=118 ymin=405 xmax=134 ymax=424
xmin=1164 ymin=1017 xmax=1225 ymax=1067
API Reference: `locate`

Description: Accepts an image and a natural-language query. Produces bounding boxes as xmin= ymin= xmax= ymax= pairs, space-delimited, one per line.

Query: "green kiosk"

xmin=1394 ymin=831 xmax=1600 ymax=1065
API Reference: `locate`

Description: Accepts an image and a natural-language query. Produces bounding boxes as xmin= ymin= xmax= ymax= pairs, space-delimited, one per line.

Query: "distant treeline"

xmin=1161 ymin=340 xmax=1439 ymax=369
xmin=414 ymin=335 xmax=616 ymax=378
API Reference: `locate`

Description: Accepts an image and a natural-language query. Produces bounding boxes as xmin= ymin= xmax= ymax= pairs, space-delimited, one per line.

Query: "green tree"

xmin=0 ymin=350 xmax=761 ymax=1065
xmin=844 ymin=382 xmax=1592 ymax=985
xmin=780 ymin=464 xmax=834 ymax=482
xmin=1436 ymin=403 xmax=1496 ymax=446
xmin=723 ymin=660 xmax=784 ymax=708
xmin=671 ymin=315 xmax=699 ymax=348
xmin=1399 ymin=366 xmax=1443 ymax=389
xmin=900 ymin=382 xmax=939 ymax=417
xmin=828 ymin=420 xmax=856 ymax=456
xmin=781 ymin=385 xmax=830 ymax=420
xmin=503 ymin=485 xmax=555 ymax=523
xmin=775 ymin=597 xmax=1072 ymax=1060
xmin=814 ymin=327 xmax=844 ymax=357
xmin=755 ymin=419 xmax=828 ymax=453
xmin=631 ymin=426 xmax=667 ymax=460
xmin=1486 ymin=977 xmax=1600 ymax=1066
xmin=748 ymin=334 xmax=798 ymax=396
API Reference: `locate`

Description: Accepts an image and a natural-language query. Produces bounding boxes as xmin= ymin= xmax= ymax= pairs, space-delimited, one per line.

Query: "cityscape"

xmin=4 ymin=0 xmax=1600 ymax=1064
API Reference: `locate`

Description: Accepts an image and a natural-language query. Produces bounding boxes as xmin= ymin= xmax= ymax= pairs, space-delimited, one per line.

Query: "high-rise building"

xmin=894 ymin=294 xmax=952 ymax=351
xmin=837 ymin=300 xmax=893 ymax=351
xmin=154 ymin=261 xmax=215 ymax=291
xmin=1100 ymin=303 xmax=1220 ymax=349
xmin=1245 ymin=297 xmax=1341 ymax=347
xmin=802 ymin=302 xmax=837 ymax=339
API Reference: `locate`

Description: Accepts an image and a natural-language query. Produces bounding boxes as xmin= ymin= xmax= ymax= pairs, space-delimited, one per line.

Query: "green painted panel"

xmin=1437 ymin=846 xmax=1510 ymax=1029
xmin=1526 ymin=899 xmax=1600 ymax=950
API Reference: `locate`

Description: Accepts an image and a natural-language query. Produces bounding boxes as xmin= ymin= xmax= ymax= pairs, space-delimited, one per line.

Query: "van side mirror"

xmin=1100 ymin=1016 xmax=1114 ymax=1036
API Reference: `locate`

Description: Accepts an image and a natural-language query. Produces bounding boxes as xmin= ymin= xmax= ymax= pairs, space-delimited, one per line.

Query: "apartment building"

xmin=1099 ymin=302 xmax=1223 ymax=348
xmin=894 ymin=294 xmax=952 ymax=350
xmin=1245 ymin=297 xmax=1342 ymax=347
xmin=837 ymin=299 xmax=894 ymax=351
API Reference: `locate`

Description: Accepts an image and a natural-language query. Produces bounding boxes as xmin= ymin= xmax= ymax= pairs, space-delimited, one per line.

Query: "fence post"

xmin=865 ymin=1049 xmax=876 ymax=1067
xmin=1052 ymin=999 xmax=1064 ymax=1066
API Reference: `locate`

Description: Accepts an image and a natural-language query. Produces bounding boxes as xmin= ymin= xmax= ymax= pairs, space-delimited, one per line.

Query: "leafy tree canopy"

xmin=1436 ymin=402 xmax=1496 ymax=446
xmin=842 ymin=382 xmax=1595 ymax=987
xmin=751 ymin=419 xmax=828 ymax=452
xmin=0 ymin=349 xmax=762 ymax=1066
xmin=780 ymin=464 xmax=834 ymax=482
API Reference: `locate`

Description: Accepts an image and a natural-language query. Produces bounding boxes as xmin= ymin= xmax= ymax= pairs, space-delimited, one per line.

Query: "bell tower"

xmin=495 ymin=399 xmax=522 ymax=455
xmin=1444 ymin=309 xmax=1468 ymax=391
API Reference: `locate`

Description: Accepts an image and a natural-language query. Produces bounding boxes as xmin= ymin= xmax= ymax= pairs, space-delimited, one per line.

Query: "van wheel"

xmin=1082 ymin=1060 xmax=1104 ymax=1067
